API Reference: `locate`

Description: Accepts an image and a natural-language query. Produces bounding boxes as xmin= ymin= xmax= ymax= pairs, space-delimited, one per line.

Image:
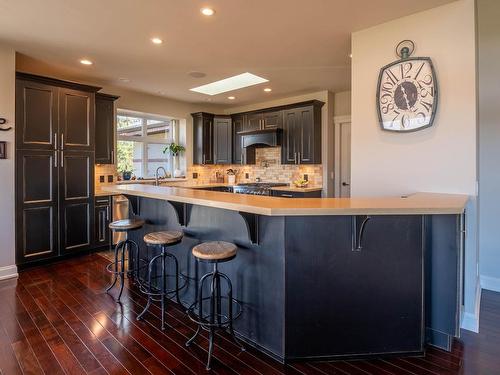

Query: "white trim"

xmin=0 ymin=265 xmax=18 ymax=281
xmin=461 ymin=280 xmax=481 ymax=333
xmin=481 ymin=274 xmax=500 ymax=292
xmin=333 ymin=115 xmax=351 ymax=125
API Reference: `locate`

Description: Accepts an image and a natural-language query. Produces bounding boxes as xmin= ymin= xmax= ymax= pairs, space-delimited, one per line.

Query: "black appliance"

xmin=233 ymin=182 xmax=288 ymax=196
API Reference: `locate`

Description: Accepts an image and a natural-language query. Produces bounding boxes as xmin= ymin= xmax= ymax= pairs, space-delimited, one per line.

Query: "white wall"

xmin=478 ymin=0 xmax=500 ymax=292
xmin=351 ymin=0 xmax=478 ymax=327
xmin=225 ymin=90 xmax=335 ymax=196
xmin=0 ymin=44 xmax=17 ymax=280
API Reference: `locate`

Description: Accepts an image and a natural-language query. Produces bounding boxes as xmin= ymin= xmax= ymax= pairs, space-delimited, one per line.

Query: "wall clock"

xmin=377 ymin=40 xmax=438 ymax=132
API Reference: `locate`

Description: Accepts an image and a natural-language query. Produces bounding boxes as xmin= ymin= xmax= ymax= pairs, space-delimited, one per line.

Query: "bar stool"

xmin=137 ymin=230 xmax=184 ymax=330
xmin=186 ymin=241 xmax=244 ymax=370
xmin=105 ymin=218 xmax=145 ymax=301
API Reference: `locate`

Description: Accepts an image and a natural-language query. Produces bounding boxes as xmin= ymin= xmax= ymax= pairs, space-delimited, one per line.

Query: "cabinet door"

xmin=246 ymin=113 xmax=262 ymax=131
xmin=262 ymin=110 xmax=283 ymax=129
xmin=59 ymin=150 xmax=94 ymax=254
xmin=232 ymin=115 xmax=244 ymax=164
xmin=282 ymin=109 xmax=299 ymax=164
xmin=202 ymin=116 xmax=214 ymax=164
xmin=95 ymin=95 xmax=116 ymax=164
xmin=94 ymin=198 xmax=111 ymax=247
xmin=16 ymin=80 xmax=58 ymax=150
xmin=214 ymin=117 xmax=232 ymax=164
xmin=16 ymin=150 xmax=59 ymax=264
xmin=192 ymin=114 xmax=204 ymax=165
xmin=59 ymin=88 xmax=95 ymax=151
xmin=297 ymin=106 xmax=315 ymax=164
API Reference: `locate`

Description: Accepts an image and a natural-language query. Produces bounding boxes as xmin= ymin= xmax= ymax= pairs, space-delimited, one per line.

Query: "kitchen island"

xmin=103 ymin=184 xmax=467 ymax=362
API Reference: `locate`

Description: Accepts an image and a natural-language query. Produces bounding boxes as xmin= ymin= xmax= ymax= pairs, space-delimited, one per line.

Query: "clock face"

xmin=377 ymin=57 xmax=438 ymax=132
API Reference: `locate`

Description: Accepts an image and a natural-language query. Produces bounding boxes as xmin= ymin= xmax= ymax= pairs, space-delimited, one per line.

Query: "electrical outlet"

xmin=303 ymin=174 xmax=309 ymax=181
xmin=99 ymin=175 xmax=105 ymax=183
xmin=107 ymin=175 xmax=114 ymax=183
xmin=245 ymin=173 xmax=249 ymax=179
xmin=193 ymin=172 xmax=198 ymax=179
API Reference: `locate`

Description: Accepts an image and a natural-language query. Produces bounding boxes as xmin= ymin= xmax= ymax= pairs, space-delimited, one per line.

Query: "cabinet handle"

xmin=111 ymin=150 xmax=114 ymax=164
xmin=54 ymin=133 xmax=58 ymax=150
xmin=202 ymin=154 xmax=205 ymax=164
xmin=106 ymin=206 xmax=110 ymax=221
xmin=298 ymin=152 xmax=301 ymax=165
xmin=61 ymin=133 xmax=64 ymax=150
xmin=61 ymin=151 xmax=64 ymax=167
xmin=241 ymin=151 xmax=244 ymax=165
xmin=294 ymin=152 xmax=297 ymax=164
xmin=281 ymin=194 xmax=294 ymax=198
xmin=54 ymin=151 xmax=58 ymax=168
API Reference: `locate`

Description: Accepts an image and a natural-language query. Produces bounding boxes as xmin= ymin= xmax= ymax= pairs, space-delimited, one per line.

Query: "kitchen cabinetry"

xmin=245 ymin=110 xmax=283 ymax=131
xmin=15 ymin=73 xmax=99 ymax=265
xmin=282 ymin=101 xmax=323 ymax=165
xmin=94 ymin=196 xmax=111 ymax=247
xmin=95 ymin=93 xmax=119 ymax=164
xmin=192 ymin=112 xmax=214 ymax=165
xmin=232 ymin=114 xmax=255 ymax=165
xmin=213 ymin=116 xmax=232 ymax=164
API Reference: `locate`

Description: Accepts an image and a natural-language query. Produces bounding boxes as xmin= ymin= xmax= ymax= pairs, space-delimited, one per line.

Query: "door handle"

xmin=342 ymin=182 xmax=350 ymax=186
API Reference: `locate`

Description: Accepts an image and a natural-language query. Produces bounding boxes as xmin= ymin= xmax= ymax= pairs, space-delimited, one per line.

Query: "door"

xmin=16 ymin=149 xmax=59 ymax=264
xmin=297 ymin=106 xmax=314 ymax=164
xmin=202 ymin=116 xmax=214 ymax=164
xmin=262 ymin=110 xmax=283 ymax=129
xmin=15 ymin=80 xmax=58 ymax=151
xmin=282 ymin=109 xmax=299 ymax=164
xmin=214 ymin=117 xmax=232 ymax=164
xmin=246 ymin=113 xmax=262 ymax=131
xmin=59 ymin=150 xmax=94 ymax=253
xmin=95 ymin=95 xmax=115 ymax=164
xmin=94 ymin=197 xmax=111 ymax=247
xmin=59 ymin=88 xmax=95 ymax=151
xmin=339 ymin=122 xmax=351 ymax=197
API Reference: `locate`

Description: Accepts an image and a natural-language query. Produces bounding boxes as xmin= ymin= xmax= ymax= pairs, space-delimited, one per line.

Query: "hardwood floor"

xmin=0 ymin=253 xmax=498 ymax=375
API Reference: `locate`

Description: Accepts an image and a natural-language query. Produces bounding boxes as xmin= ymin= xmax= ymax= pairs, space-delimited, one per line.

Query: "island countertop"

xmin=102 ymin=183 xmax=468 ymax=216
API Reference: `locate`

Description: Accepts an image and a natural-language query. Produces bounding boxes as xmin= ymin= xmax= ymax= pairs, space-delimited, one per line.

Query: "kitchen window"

xmin=116 ymin=110 xmax=179 ymax=178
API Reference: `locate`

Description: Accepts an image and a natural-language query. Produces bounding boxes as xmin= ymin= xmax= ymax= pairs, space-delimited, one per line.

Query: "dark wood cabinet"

xmin=262 ymin=110 xmax=283 ymax=129
xmin=94 ymin=196 xmax=111 ymax=247
xmin=15 ymin=73 xmax=100 ymax=266
xmin=232 ymin=115 xmax=256 ymax=165
xmin=95 ymin=93 xmax=119 ymax=164
xmin=213 ymin=117 xmax=232 ymax=164
xmin=282 ymin=101 xmax=323 ymax=165
xmin=192 ymin=112 xmax=214 ymax=165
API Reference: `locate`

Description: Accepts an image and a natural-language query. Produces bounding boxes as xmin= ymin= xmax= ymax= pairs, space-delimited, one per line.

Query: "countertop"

xmin=165 ymin=183 xmax=323 ymax=192
xmin=116 ymin=178 xmax=188 ymax=185
xmin=101 ymin=184 xmax=468 ymax=216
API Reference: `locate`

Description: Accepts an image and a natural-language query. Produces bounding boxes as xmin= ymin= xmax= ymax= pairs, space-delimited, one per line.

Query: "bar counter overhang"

xmin=103 ymin=184 xmax=467 ymax=362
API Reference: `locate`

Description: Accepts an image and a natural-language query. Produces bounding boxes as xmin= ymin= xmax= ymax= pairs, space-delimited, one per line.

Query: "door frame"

xmin=333 ymin=115 xmax=351 ymax=197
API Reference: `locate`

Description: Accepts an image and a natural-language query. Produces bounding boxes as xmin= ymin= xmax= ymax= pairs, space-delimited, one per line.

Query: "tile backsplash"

xmin=95 ymin=147 xmax=322 ymax=188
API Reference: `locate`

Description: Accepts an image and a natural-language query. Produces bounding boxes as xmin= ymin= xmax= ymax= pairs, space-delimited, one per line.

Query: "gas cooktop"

xmin=233 ymin=182 xmax=288 ymax=196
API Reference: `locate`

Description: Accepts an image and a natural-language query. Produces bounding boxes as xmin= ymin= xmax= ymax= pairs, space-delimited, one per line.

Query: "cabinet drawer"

xmin=271 ymin=190 xmax=321 ymax=198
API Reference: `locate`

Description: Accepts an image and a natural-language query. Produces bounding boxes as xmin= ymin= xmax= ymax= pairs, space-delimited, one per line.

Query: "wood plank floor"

xmin=0 ymin=253 xmax=499 ymax=375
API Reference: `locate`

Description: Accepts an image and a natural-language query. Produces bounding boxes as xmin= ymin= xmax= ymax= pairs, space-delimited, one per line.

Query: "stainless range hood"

xmin=239 ymin=128 xmax=282 ymax=148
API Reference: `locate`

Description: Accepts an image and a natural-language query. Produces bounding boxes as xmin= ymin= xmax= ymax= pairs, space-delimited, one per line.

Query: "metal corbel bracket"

xmin=352 ymin=215 xmax=371 ymax=251
xmin=238 ymin=211 xmax=259 ymax=245
xmin=168 ymin=201 xmax=192 ymax=227
xmin=125 ymin=195 xmax=140 ymax=216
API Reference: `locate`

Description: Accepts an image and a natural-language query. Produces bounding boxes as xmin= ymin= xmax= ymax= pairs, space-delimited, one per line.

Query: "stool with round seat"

xmin=186 ymin=241 xmax=244 ymax=370
xmin=137 ymin=230 xmax=184 ymax=330
xmin=105 ymin=218 xmax=145 ymax=301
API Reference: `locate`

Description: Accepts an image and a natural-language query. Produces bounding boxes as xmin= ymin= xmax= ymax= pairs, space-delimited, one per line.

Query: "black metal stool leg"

xmin=117 ymin=240 xmax=128 ymax=301
xmin=137 ymin=253 xmax=162 ymax=321
xmin=105 ymin=240 xmax=123 ymax=293
xmin=161 ymin=246 xmax=167 ymax=330
xmin=186 ymin=267 xmax=212 ymax=347
xmin=220 ymin=272 xmax=245 ymax=351
xmin=206 ymin=270 xmax=217 ymax=370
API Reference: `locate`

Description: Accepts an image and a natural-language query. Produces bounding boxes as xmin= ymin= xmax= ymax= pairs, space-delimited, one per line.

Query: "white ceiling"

xmin=0 ymin=0 xmax=454 ymax=105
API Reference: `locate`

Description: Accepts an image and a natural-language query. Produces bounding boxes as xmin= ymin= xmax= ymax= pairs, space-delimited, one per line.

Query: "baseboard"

xmin=480 ymin=275 xmax=500 ymax=292
xmin=461 ymin=280 xmax=481 ymax=333
xmin=0 ymin=265 xmax=18 ymax=281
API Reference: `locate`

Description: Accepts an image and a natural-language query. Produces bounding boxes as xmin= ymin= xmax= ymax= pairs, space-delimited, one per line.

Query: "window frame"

xmin=116 ymin=110 xmax=179 ymax=178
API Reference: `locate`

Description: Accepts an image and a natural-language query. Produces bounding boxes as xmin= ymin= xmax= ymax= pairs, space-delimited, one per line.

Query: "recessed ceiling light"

xmin=118 ymin=77 xmax=130 ymax=82
xmin=201 ymin=7 xmax=215 ymax=16
xmin=349 ymin=53 xmax=352 ymax=58
xmin=264 ymin=88 xmax=272 ymax=92
xmin=80 ymin=59 xmax=93 ymax=65
xmin=151 ymin=37 xmax=163 ymax=45
xmin=189 ymin=71 xmax=206 ymax=78
xmin=190 ymin=72 xmax=268 ymax=96
xmin=228 ymin=96 xmax=236 ymax=100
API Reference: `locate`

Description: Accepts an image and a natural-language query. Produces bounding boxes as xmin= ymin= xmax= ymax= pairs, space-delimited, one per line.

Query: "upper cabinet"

xmin=213 ymin=116 xmax=232 ymax=164
xmin=95 ymin=93 xmax=119 ymax=164
xmin=282 ymin=101 xmax=323 ymax=165
xmin=192 ymin=112 xmax=214 ymax=165
xmin=232 ymin=114 xmax=256 ymax=165
xmin=244 ymin=110 xmax=283 ymax=131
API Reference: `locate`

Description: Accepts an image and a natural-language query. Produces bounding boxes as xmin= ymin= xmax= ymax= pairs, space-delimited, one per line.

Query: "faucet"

xmin=155 ymin=166 xmax=167 ymax=186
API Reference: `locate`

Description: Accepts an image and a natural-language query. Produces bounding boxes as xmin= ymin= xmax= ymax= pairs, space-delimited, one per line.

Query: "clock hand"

xmin=401 ymin=86 xmax=411 ymax=110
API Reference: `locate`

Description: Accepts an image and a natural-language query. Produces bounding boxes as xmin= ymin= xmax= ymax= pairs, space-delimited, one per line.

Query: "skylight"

xmin=189 ymin=72 xmax=269 ymax=96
